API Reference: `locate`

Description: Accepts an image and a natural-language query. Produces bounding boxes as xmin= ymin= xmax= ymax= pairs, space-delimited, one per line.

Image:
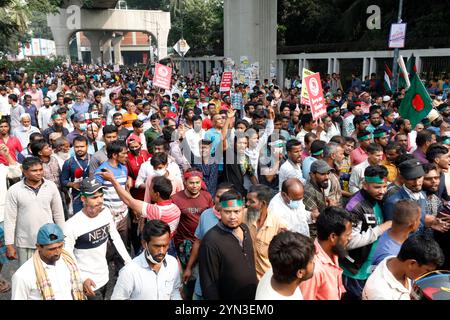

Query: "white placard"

xmin=388 ymin=23 xmax=407 ymax=48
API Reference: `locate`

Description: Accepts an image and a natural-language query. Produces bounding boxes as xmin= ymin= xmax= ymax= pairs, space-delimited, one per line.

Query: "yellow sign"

xmin=301 ymin=68 xmax=315 ymax=105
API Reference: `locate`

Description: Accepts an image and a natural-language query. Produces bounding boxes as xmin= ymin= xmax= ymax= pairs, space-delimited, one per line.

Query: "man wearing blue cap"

xmin=11 ymin=223 xmax=85 ymax=300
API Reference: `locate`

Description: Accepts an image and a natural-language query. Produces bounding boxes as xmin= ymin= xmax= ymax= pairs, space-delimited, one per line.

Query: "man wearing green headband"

xmin=349 ymin=143 xmax=384 ymax=194
xmin=302 ymin=140 xmax=326 ymax=181
xmin=373 ymin=128 xmax=389 ymax=148
xmin=341 ymin=165 xmax=392 ymax=300
xmin=324 ymin=105 xmax=342 ymax=141
xmin=350 ymin=129 xmax=372 ymax=166
xmin=63 ymin=177 xmax=131 ymax=300
xmin=198 ymin=190 xmax=258 ymax=300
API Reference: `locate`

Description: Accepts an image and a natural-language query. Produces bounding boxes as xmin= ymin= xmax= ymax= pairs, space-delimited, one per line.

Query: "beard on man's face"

xmin=331 ymin=240 xmax=348 ymax=258
xmin=246 ymin=207 xmax=261 ymax=224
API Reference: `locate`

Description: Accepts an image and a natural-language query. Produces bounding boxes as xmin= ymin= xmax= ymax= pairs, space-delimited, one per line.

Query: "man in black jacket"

xmin=198 ymin=189 xmax=257 ymax=300
xmin=341 ymin=165 xmax=392 ymax=300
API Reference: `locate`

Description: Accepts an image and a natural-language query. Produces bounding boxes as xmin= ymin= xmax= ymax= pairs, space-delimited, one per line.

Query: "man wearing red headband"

xmin=172 ymin=168 xmax=213 ymax=299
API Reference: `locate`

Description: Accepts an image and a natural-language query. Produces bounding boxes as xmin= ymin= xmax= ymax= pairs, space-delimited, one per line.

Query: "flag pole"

xmin=391 ymin=0 xmax=404 ymax=92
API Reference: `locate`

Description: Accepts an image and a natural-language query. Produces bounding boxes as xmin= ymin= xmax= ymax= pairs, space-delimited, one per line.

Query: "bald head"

xmin=281 ymin=178 xmax=304 ymax=204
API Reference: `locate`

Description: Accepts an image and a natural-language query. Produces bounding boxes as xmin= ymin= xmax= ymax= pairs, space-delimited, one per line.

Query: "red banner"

xmin=219 ymin=71 xmax=233 ymax=92
xmin=304 ymin=72 xmax=326 ymax=120
xmin=153 ymin=63 xmax=172 ymax=90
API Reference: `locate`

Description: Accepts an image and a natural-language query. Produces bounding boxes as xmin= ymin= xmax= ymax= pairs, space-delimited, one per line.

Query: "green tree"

xmin=0 ymin=0 xmax=63 ymax=54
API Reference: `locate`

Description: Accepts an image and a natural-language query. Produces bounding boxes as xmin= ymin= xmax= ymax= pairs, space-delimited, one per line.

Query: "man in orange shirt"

xmin=122 ymin=102 xmax=138 ymax=129
xmin=300 ymin=206 xmax=354 ymax=300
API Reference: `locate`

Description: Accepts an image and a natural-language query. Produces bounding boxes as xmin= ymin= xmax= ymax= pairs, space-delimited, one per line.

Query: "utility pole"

xmin=391 ymin=0 xmax=404 ymax=92
xmin=181 ymin=1 xmax=185 ymax=76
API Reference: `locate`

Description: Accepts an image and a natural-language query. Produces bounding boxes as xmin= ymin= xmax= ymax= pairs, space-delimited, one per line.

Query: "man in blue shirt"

xmin=60 ymin=135 xmax=91 ymax=215
xmin=72 ymin=92 xmax=89 ymax=115
xmin=372 ymin=199 xmax=421 ymax=266
xmin=94 ymin=140 xmax=130 ymax=272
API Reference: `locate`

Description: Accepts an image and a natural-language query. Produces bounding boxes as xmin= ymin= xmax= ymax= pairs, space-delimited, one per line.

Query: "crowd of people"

xmin=0 ymin=62 xmax=449 ymax=300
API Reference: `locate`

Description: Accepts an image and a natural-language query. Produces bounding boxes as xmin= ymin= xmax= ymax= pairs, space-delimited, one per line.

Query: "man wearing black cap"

xmin=11 ymin=223 xmax=85 ymax=300
xmin=63 ymin=177 xmax=131 ymax=300
xmin=304 ymin=160 xmax=341 ymax=226
xmin=384 ymin=159 xmax=448 ymax=235
xmin=341 ymin=165 xmax=392 ymax=300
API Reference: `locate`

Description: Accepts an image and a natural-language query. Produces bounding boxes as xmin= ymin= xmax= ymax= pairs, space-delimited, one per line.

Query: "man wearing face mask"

xmin=268 ymin=178 xmax=319 ymax=237
xmin=67 ymin=113 xmax=87 ymax=146
xmin=125 ymin=134 xmax=151 ymax=255
xmin=63 ymin=177 xmax=131 ymax=300
xmin=183 ymin=115 xmax=205 ymax=160
xmin=143 ymin=152 xmax=184 ymax=200
xmin=111 ymin=219 xmax=182 ymax=300
xmin=300 ymin=207 xmax=354 ymax=300
xmin=246 ymin=184 xmax=287 ymax=280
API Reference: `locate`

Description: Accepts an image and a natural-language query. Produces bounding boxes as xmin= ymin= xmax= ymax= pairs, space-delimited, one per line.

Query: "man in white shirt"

xmin=111 ymin=219 xmax=182 ymax=300
xmin=269 ymin=178 xmax=318 ymax=237
xmin=12 ymin=113 xmax=41 ymax=148
xmin=279 ymin=139 xmax=306 ymax=190
xmin=63 ymin=177 xmax=132 ymax=300
xmin=349 ymin=143 xmax=384 ymax=194
xmin=11 ymin=223 xmax=85 ymax=300
xmin=38 ymin=97 xmax=54 ymax=130
xmin=362 ymin=235 xmax=444 ymax=300
xmin=183 ymin=115 xmax=205 ymax=159
xmin=135 ymin=142 xmax=182 ymax=189
xmin=0 ymin=86 xmax=10 ymax=116
xmin=255 ymin=230 xmax=314 ymax=300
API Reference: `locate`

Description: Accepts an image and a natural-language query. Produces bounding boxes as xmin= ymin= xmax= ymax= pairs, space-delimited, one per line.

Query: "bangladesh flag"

xmin=399 ymin=72 xmax=432 ymax=128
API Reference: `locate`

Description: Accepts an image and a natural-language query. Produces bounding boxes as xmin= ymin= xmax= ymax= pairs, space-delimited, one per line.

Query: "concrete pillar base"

xmin=84 ymin=31 xmax=103 ymax=65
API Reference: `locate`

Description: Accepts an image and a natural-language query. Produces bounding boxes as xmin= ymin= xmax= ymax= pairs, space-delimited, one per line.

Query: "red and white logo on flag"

xmin=153 ymin=63 xmax=172 ymax=90
xmin=304 ymin=73 xmax=326 ymax=120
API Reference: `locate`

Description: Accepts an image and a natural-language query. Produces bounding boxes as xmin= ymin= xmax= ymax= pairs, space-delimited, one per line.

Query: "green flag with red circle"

xmin=399 ymin=72 xmax=433 ymax=128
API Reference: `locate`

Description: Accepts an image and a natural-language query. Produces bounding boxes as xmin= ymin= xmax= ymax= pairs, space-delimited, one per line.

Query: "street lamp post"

xmin=391 ymin=0 xmax=404 ymax=92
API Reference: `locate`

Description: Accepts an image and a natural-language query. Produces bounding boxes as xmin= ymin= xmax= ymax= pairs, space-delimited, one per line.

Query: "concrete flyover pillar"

xmin=100 ymin=32 xmax=114 ymax=66
xmin=84 ymin=31 xmax=103 ymax=65
xmin=111 ymin=33 xmax=123 ymax=65
xmin=49 ymin=27 xmax=72 ymax=62
xmin=224 ymin=0 xmax=277 ymax=81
